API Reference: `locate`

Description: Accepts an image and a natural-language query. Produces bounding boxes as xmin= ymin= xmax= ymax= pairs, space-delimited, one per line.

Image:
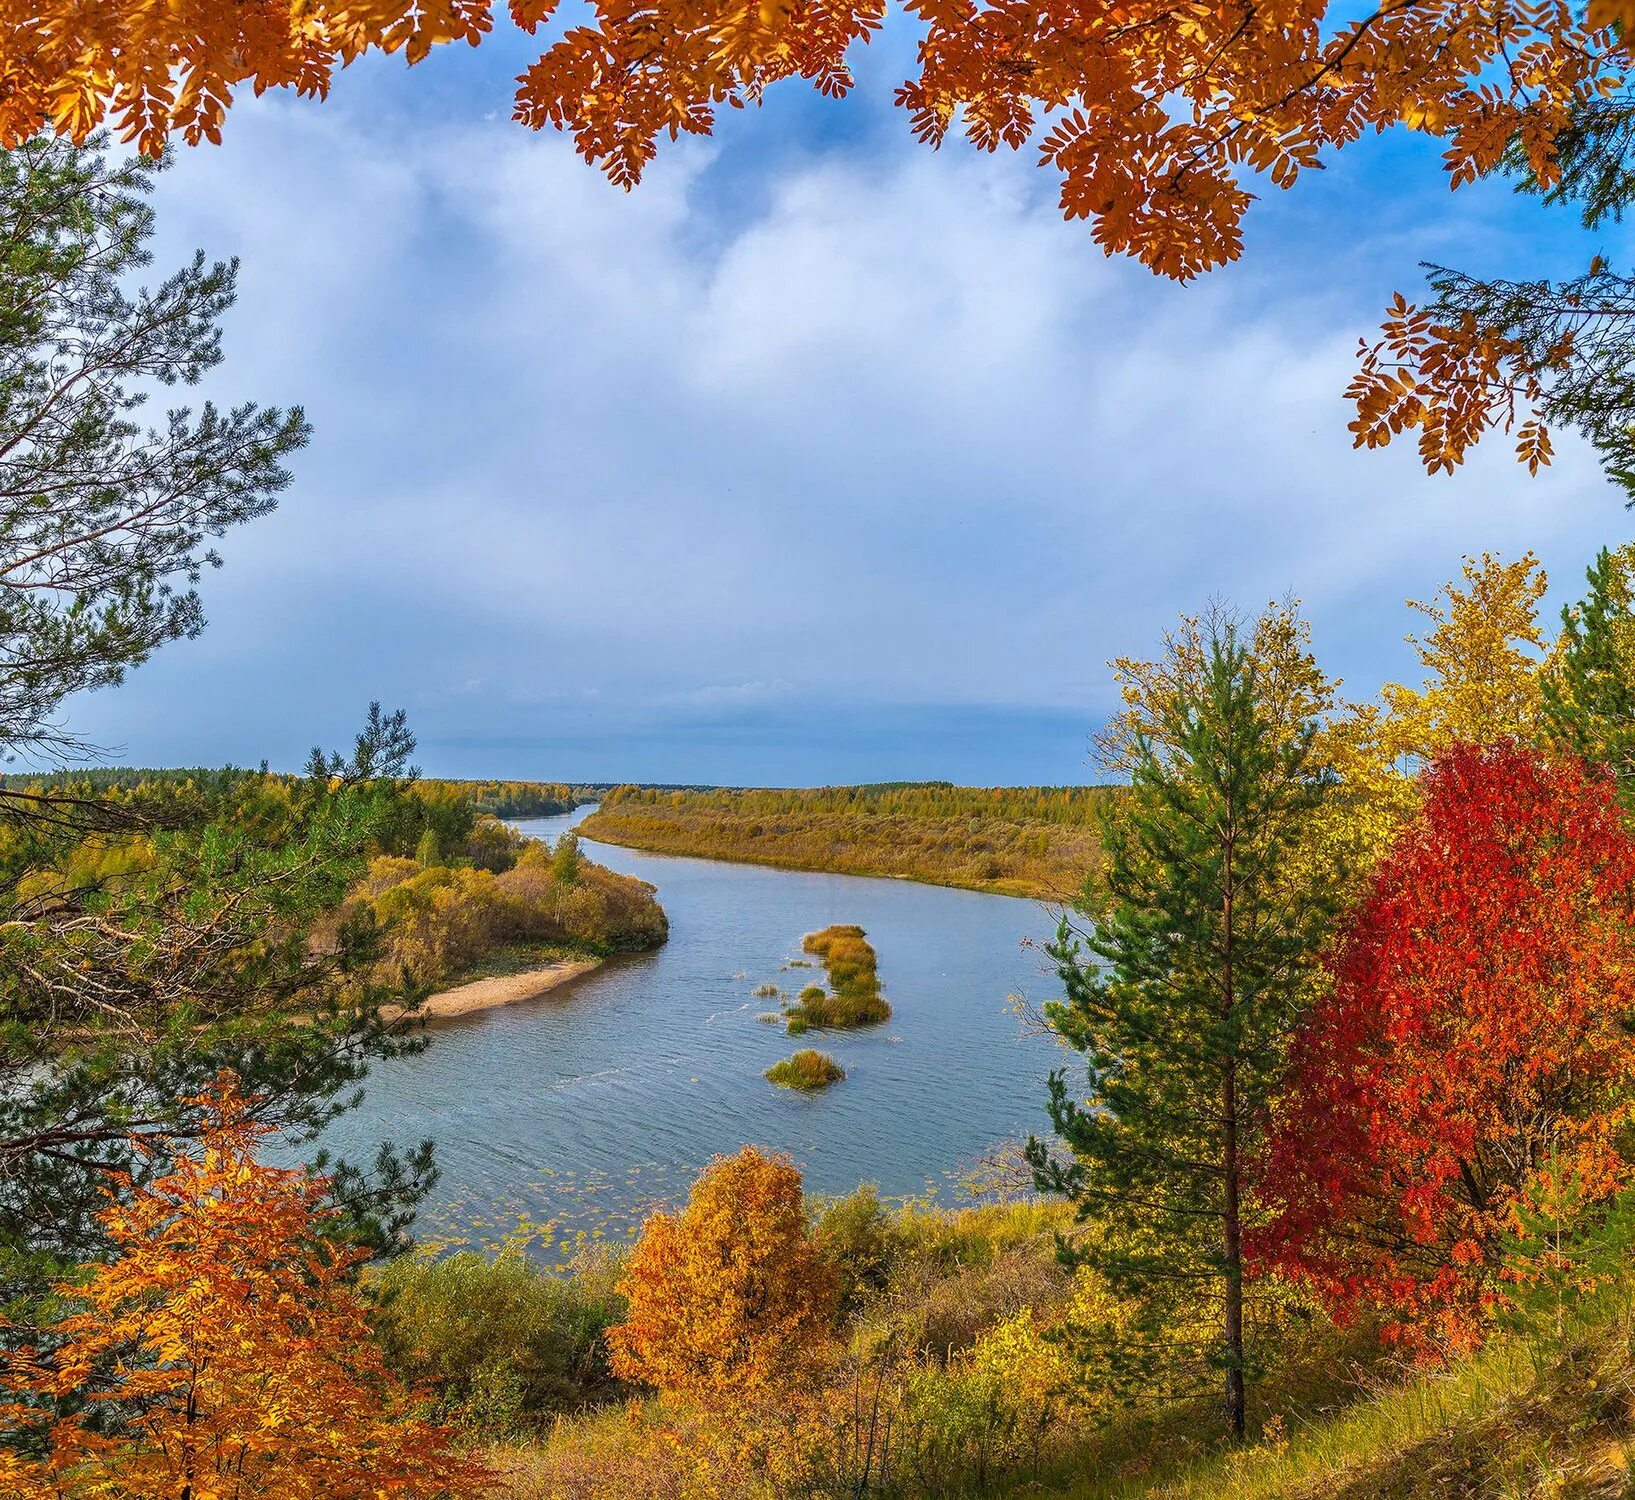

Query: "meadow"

xmin=579 ymin=783 xmax=1113 ymax=899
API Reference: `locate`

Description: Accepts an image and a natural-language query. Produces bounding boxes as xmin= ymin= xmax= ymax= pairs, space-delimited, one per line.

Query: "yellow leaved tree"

xmin=607 ymin=1145 xmax=836 ymax=1399
xmin=1096 ymin=555 xmax=1554 ymax=905
xmin=1308 ymin=551 xmax=1553 ymax=886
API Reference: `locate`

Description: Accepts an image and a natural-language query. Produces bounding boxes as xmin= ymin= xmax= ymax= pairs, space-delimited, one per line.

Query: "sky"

xmin=54 ymin=17 xmax=1633 ymax=786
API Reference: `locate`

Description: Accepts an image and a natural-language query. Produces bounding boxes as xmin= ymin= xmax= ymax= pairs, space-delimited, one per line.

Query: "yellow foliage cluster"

xmin=1103 ymin=552 xmax=1559 ymax=905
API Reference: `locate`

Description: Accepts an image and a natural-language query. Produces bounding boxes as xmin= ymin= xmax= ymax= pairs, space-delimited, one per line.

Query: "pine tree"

xmin=1543 ymin=543 xmax=1635 ymax=793
xmin=1029 ymin=614 xmax=1334 ymax=1440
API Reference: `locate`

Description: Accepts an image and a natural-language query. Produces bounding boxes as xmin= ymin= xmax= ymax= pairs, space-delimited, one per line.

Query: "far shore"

xmin=387 ymin=957 xmax=603 ymax=1023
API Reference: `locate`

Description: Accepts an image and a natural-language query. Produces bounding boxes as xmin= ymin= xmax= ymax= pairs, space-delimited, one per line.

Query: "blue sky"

xmin=59 ymin=17 xmax=1630 ymax=785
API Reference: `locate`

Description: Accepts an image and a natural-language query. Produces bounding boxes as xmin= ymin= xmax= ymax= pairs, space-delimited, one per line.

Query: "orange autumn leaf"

xmin=0 ymin=2 xmax=1618 ymax=478
xmin=0 ymin=1 xmax=1622 ymax=282
xmin=0 ymin=1074 xmax=494 ymax=1500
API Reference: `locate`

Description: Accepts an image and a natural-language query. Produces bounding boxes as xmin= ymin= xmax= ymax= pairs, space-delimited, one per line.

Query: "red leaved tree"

xmin=1256 ymin=742 xmax=1635 ymax=1356
xmin=0 ymin=1075 xmax=491 ymax=1500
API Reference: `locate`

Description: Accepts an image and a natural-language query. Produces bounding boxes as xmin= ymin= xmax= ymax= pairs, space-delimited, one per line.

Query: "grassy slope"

xmin=1033 ymin=1299 xmax=1635 ymax=1500
xmin=578 ymin=785 xmax=1111 ymax=900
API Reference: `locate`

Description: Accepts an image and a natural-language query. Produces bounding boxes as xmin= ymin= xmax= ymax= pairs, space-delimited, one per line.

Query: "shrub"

xmin=607 ymin=1147 xmax=837 ymax=1398
xmin=764 ymin=1049 xmax=845 ymax=1091
xmin=370 ymin=1247 xmax=628 ymax=1436
xmin=813 ymin=1185 xmax=902 ymax=1317
xmin=348 ymin=839 xmax=667 ymax=990
xmin=464 ymin=814 xmax=527 ymax=872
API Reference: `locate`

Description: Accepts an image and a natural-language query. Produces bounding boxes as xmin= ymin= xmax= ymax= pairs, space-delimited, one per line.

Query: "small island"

xmin=781 ymin=924 xmax=891 ymax=1033
xmin=764 ymin=1049 xmax=846 ymax=1091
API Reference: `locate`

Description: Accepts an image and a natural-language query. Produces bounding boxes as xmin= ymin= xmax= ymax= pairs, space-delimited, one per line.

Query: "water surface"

xmin=321 ymin=807 xmax=1066 ymax=1257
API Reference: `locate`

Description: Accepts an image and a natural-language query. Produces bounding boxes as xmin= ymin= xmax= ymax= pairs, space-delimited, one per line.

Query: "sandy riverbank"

xmin=386 ymin=957 xmax=603 ymax=1023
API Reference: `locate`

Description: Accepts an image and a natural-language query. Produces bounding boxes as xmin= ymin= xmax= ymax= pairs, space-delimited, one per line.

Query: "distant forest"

xmin=578 ymin=782 xmax=1113 ymax=898
xmin=5 ymin=769 xmax=589 ymax=820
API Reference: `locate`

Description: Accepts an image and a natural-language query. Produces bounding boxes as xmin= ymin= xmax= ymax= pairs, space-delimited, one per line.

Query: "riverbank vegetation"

xmin=781 ymin=925 xmax=892 ymax=1032
xmin=8 ymin=768 xmax=588 ymax=825
xmin=579 ymin=783 xmax=1111 ymax=897
xmin=764 ymin=1050 xmax=846 ymax=1090
xmin=420 ymin=780 xmax=586 ymax=819
xmin=342 ymin=826 xmax=666 ymax=996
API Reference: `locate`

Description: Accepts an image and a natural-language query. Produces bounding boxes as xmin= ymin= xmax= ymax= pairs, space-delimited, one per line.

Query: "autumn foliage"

xmin=1257 ymin=743 xmax=1635 ymax=1356
xmin=607 ymin=1145 xmax=836 ymax=1399
xmin=0 ymin=1 xmax=1620 ymax=281
xmin=0 ymin=1077 xmax=489 ymax=1499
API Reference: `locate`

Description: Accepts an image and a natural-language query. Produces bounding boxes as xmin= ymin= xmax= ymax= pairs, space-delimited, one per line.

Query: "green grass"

xmin=764 ymin=1049 xmax=846 ymax=1091
xmin=1027 ymin=1288 xmax=1635 ymax=1500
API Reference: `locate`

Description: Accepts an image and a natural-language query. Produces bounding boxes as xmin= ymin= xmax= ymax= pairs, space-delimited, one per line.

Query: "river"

xmin=319 ymin=806 xmax=1070 ymax=1262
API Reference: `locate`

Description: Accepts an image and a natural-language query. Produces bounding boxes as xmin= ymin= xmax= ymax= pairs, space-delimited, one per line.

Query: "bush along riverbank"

xmin=326 ymin=825 xmax=668 ymax=1009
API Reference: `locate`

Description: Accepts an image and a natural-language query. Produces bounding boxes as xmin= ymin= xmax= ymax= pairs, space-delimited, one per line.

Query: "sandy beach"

xmin=387 ymin=957 xmax=603 ymax=1023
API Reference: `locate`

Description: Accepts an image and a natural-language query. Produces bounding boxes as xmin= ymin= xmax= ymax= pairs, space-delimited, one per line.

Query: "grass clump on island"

xmin=764 ymin=1049 xmax=846 ymax=1091
xmin=781 ymin=925 xmax=891 ymax=1033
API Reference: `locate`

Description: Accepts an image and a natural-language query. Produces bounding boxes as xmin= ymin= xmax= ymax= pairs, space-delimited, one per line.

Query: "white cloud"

xmin=67 ymin=87 xmax=1626 ymax=780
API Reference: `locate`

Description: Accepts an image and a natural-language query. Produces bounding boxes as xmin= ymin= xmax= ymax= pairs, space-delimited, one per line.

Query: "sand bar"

xmin=386 ymin=957 xmax=603 ymax=1023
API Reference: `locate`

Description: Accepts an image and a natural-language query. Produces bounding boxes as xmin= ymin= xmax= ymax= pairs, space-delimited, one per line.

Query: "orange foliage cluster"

xmin=0 ymin=1078 xmax=490 ymax=1500
xmin=0 ymin=3 xmax=491 ymax=149
xmin=607 ymin=1146 xmax=836 ymax=1399
xmin=1257 ymin=743 xmax=1635 ymax=1356
xmin=0 ymin=1 xmax=1620 ymax=280
xmin=3 ymin=3 xmax=1610 ymax=478
xmin=1348 ymin=294 xmax=1561 ymax=482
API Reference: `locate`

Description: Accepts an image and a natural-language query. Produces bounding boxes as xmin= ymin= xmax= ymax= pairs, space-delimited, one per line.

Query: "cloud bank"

xmin=61 ymin=70 xmax=1625 ymax=784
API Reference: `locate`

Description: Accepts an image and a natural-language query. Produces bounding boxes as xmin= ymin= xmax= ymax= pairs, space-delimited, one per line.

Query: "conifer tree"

xmin=1029 ymin=613 xmax=1334 ymax=1440
xmin=0 ymin=139 xmax=430 ymax=1298
xmin=1543 ymin=543 xmax=1635 ymax=793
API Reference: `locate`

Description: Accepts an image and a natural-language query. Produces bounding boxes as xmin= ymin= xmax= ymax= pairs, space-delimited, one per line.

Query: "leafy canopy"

xmin=607 ymin=1145 xmax=836 ymax=1399
xmin=1258 ymin=743 xmax=1635 ymax=1357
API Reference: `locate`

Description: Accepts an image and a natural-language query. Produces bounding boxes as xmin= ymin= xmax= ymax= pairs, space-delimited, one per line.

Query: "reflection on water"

xmin=318 ymin=806 xmax=1066 ymax=1257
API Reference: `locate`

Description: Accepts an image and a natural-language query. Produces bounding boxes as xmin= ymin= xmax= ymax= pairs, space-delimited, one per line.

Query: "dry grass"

xmin=765 ymin=1049 xmax=846 ymax=1090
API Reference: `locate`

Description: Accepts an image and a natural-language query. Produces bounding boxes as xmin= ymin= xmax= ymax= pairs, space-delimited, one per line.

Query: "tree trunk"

xmin=1222 ymin=1056 xmax=1246 ymax=1441
xmin=1221 ymin=824 xmax=1246 ymax=1442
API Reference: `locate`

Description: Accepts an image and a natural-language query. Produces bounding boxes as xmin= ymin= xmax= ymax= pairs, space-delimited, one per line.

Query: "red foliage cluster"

xmin=1256 ymin=743 xmax=1635 ymax=1355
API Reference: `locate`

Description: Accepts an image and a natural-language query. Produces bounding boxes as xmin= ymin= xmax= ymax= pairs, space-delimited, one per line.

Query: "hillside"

xmin=1047 ymin=1297 xmax=1634 ymax=1499
xmin=578 ymin=782 xmax=1113 ymax=899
